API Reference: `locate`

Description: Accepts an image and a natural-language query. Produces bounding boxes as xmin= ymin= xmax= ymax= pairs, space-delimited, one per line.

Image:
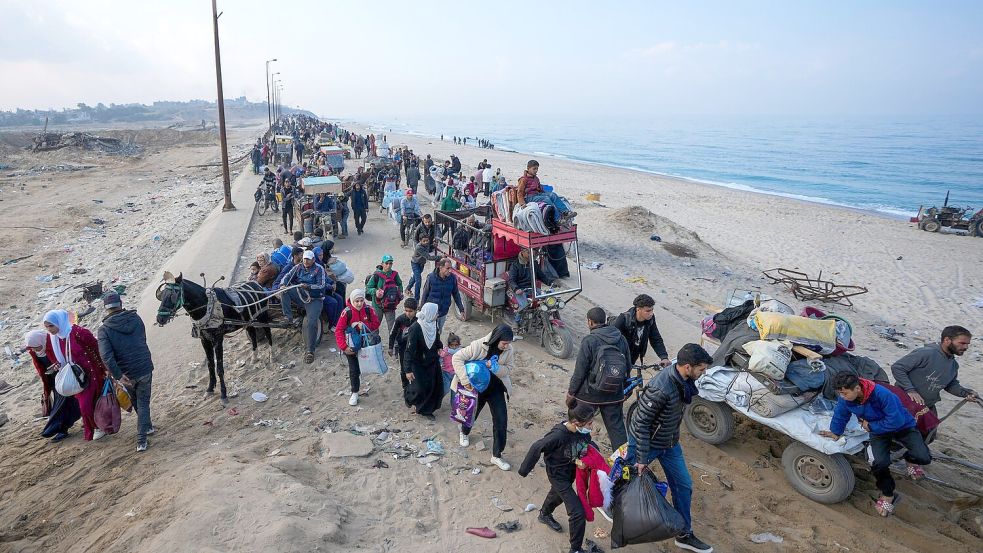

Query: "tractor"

xmin=913 ymin=192 xmax=983 ymax=237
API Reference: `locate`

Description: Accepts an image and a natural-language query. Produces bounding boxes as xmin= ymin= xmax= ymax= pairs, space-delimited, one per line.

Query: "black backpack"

xmin=587 ymin=342 xmax=629 ymax=395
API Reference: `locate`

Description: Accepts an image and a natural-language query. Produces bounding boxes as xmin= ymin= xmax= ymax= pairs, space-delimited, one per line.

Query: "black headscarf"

xmin=484 ymin=324 xmax=514 ymax=359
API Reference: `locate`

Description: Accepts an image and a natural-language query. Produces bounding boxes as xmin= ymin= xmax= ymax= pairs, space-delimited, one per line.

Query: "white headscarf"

xmin=418 ymin=302 xmax=439 ymax=349
xmin=350 ymin=288 xmax=365 ymax=301
xmin=24 ymin=329 xmax=47 ymax=349
xmin=42 ymin=310 xmax=72 ymax=365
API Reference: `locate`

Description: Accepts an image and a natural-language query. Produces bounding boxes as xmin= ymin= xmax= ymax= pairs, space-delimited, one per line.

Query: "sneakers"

xmin=675 ymin=533 xmax=713 ymax=553
xmin=136 ymin=442 xmax=148 ymax=452
xmin=304 ymin=352 xmax=315 ymax=364
xmin=491 ymin=457 xmax=511 ymax=471
xmin=348 ymin=392 xmax=359 ymax=406
xmin=459 ymin=431 xmax=470 ymax=447
xmin=906 ymin=464 xmax=926 ymax=480
xmin=537 ymin=512 xmax=563 ymax=533
xmin=51 ymin=432 xmax=68 ymax=442
xmin=146 ymin=427 xmax=156 ymax=436
xmin=92 ymin=429 xmax=107 ymax=441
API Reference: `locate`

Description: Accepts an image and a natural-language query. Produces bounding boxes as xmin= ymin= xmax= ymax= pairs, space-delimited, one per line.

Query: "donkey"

xmin=155 ymin=271 xmax=273 ymax=400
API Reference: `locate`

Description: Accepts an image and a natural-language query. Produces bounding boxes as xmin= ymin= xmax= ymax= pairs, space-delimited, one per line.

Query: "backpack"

xmin=587 ymin=342 xmax=630 ymax=395
xmin=374 ymin=270 xmax=402 ymax=310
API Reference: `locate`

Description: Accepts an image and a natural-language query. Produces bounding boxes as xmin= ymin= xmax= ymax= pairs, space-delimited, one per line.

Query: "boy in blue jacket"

xmin=820 ymin=373 xmax=931 ymax=517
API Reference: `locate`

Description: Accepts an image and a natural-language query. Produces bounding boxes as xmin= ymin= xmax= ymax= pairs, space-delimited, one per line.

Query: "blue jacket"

xmin=315 ymin=195 xmax=336 ymax=213
xmin=97 ymin=310 xmax=154 ymax=379
xmin=830 ymin=381 xmax=915 ymax=436
xmin=419 ymin=270 xmax=464 ymax=317
xmin=282 ymin=262 xmax=330 ymax=298
xmin=351 ymin=188 xmax=369 ymax=211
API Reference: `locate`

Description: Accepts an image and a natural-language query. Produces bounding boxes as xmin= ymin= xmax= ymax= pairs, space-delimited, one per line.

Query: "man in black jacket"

xmin=612 ymin=294 xmax=671 ymax=367
xmin=97 ymin=293 xmax=155 ymax=452
xmin=627 ymin=343 xmax=714 ymax=553
xmin=566 ymin=307 xmax=631 ymax=450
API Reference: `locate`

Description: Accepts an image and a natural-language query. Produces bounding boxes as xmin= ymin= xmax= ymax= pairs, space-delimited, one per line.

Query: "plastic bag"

xmin=449 ymin=387 xmax=478 ymax=426
xmin=465 ymin=360 xmax=492 ymax=392
xmin=743 ymin=340 xmax=793 ymax=380
xmin=357 ymin=343 xmax=389 ymax=375
xmin=116 ymin=380 xmax=134 ymax=412
xmin=94 ymin=380 xmax=122 ymax=434
xmin=55 ymin=363 xmax=87 ymax=396
xmin=610 ymin=471 xmax=685 ymax=547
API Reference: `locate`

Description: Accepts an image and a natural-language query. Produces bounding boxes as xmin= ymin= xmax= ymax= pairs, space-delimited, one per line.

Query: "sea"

xmin=358 ymin=115 xmax=983 ymax=219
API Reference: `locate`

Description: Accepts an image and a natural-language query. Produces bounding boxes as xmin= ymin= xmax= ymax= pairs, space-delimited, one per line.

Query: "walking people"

xmin=407 ymin=235 xmax=440 ymax=300
xmin=419 ymin=258 xmax=466 ymax=333
xmin=335 ymin=289 xmax=382 ymax=406
xmin=400 ymin=190 xmax=422 ymax=248
xmin=351 ymin=181 xmax=369 ymax=235
xmin=820 ymin=373 xmax=932 ymax=517
xmin=518 ymin=400 xmax=597 ymax=553
xmin=42 ymin=310 xmax=108 ymax=442
xmin=612 ymin=294 xmax=671 ymax=367
xmin=281 ymin=175 xmax=297 ymax=235
xmin=365 ymin=255 xmax=404 ymax=338
xmin=439 ymin=332 xmax=462 ymax=402
xmin=389 ymin=298 xmax=419 ymax=402
xmin=403 ymin=303 xmax=445 ymax=420
xmin=280 ymin=250 xmax=327 ymax=364
xmin=627 ymin=343 xmax=715 ymax=553
xmin=566 ymin=307 xmax=631 ymax=450
xmin=891 ymin=325 xmax=977 ymax=414
xmin=96 ymin=293 xmax=155 ymax=451
xmin=24 ymin=329 xmax=80 ymax=442
xmin=451 ymin=324 xmax=516 ymax=471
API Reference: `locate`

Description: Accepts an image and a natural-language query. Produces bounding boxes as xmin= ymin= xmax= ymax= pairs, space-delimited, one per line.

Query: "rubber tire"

xmin=974 ymin=220 xmax=983 ymax=238
xmin=257 ymin=199 xmax=268 ymax=216
xmin=781 ymin=441 xmax=855 ymax=504
xmin=922 ymin=220 xmax=941 ymax=233
xmin=542 ymin=324 xmax=574 ymax=359
xmin=683 ymin=397 xmax=735 ymax=445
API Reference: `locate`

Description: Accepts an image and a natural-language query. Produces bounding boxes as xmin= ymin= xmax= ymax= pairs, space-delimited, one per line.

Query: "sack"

xmin=94 ymin=380 xmax=122 ymax=434
xmin=743 ymin=340 xmax=793 ymax=380
xmin=449 ymin=387 xmax=478 ymax=426
xmin=55 ymin=363 xmax=88 ymax=396
xmin=465 ymin=360 xmax=491 ymax=393
xmin=253 ymin=188 xmax=263 ymax=202
xmin=357 ymin=343 xmax=389 ymax=376
xmin=610 ymin=471 xmax=686 ymax=547
xmin=337 ymin=269 xmax=355 ymax=285
xmin=587 ymin=343 xmax=629 ymax=395
xmin=345 ymin=324 xmax=363 ymax=352
xmin=784 ymin=359 xmax=827 ymax=391
xmin=374 ymin=270 xmax=403 ymax=310
xmin=754 ymin=312 xmax=837 ymax=354
xmin=116 ymin=380 xmax=134 ymax=412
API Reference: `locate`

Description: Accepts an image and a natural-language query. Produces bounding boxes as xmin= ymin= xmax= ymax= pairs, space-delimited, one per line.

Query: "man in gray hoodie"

xmin=97 ymin=293 xmax=155 ymax=452
xmin=566 ymin=307 xmax=631 ymax=450
xmin=891 ymin=325 xmax=977 ymax=414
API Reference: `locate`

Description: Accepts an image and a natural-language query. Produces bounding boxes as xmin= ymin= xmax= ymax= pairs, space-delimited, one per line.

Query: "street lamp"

xmin=265 ymin=58 xmax=276 ymax=133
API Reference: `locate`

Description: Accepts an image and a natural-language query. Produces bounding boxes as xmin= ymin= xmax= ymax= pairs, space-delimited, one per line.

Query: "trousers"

xmin=626 ymin=439 xmax=693 ymax=534
xmin=345 ymin=353 xmax=361 ymax=393
xmin=461 ymin=387 xmax=508 ymax=457
xmin=870 ymin=427 xmax=931 ymax=497
xmin=542 ymin=479 xmax=586 ymax=551
xmin=131 ymin=373 xmax=154 ymax=442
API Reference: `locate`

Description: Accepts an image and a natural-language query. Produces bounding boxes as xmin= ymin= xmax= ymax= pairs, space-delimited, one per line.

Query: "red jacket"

xmin=29 ymin=335 xmax=55 ymax=415
xmin=47 ymin=325 xmax=107 ymax=396
xmin=334 ymin=300 xmax=381 ymax=350
xmin=574 ymin=445 xmax=611 ymax=522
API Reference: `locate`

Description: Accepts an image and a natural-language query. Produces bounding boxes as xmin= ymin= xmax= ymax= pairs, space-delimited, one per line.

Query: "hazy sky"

xmin=2 ymin=1 xmax=981 ymax=118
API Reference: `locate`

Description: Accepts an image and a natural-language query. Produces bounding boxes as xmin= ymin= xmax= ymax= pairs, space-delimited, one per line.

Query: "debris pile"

xmin=32 ymin=131 xmax=143 ymax=156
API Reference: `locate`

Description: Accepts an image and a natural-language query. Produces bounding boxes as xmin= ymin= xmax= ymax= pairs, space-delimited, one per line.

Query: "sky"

xmin=1 ymin=0 xmax=982 ymax=119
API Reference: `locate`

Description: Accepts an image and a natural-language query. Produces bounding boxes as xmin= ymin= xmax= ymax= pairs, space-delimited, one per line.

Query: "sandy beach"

xmin=0 ymin=119 xmax=980 ymax=553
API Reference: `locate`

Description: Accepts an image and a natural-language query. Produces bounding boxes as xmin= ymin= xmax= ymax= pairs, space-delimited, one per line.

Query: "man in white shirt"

xmin=481 ymin=164 xmax=494 ymax=197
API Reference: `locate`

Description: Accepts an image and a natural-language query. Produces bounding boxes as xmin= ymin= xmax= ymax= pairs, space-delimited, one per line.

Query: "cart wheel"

xmin=542 ymin=325 xmax=574 ymax=359
xmin=974 ymin=219 xmax=983 ymax=238
xmin=781 ymin=442 xmax=855 ymax=504
xmin=683 ymin=397 xmax=735 ymax=445
xmin=922 ymin=220 xmax=941 ymax=233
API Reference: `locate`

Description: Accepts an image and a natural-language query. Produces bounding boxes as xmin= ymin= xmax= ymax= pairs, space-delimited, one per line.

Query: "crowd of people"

xmin=21 ymin=115 xmax=979 ymax=553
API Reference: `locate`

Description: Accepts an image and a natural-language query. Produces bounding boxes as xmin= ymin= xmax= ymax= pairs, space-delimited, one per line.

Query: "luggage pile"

xmin=491 ymin=184 xmax=561 ymax=235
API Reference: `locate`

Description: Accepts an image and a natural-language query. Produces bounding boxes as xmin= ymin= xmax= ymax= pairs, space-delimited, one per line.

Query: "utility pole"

xmin=272 ymin=73 xmax=280 ymax=124
xmin=212 ymin=0 xmax=235 ymax=211
xmin=265 ymin=58 xmax=276 ymax=135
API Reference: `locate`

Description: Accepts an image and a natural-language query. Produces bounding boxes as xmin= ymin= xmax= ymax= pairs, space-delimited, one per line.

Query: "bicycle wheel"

xmin=257 ymin=198 xmax=268 ymax=216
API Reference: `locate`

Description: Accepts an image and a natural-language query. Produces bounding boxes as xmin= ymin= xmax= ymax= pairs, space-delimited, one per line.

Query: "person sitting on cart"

xmin=314 ymin=194 xmax=337 ymax=236
xmin=272 ymin=247 xmax=304 ymax=291
xmin=440 ymin=187 xmax=462 ymax=212
xmin=400 ymin=189 xmax=422 ymax=248
xmin=820 ymin=373 xmax=931 ymax=518
xmin=280 ymin=250 xmax=328 ymax=364
xmin=517 ymin=160 xmax=577 ymax=226
xmin=508 ymin=249 xmax=558 ymax=313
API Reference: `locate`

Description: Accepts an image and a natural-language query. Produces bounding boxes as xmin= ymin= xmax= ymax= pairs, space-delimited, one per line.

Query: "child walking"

xmin=518 ymin=400 xmax=597 ymax=553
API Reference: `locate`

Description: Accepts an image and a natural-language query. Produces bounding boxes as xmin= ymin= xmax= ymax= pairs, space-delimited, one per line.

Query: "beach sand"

xmin=0 ymin=120 xmax=980 ymax=553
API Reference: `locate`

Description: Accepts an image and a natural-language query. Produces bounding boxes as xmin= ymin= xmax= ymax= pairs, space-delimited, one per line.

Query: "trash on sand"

xmin=465 ymin=527 xmax=497 ymax=539
xmin=495 ymin=520 xmax=521 ymax=533
xmin=36 ymin=274 xmax=56 ymax=283
xmin=592 ymin=527 xmax=609 ymax=539
xmin=227 ymin=407 xmax=239 ymax=416
xmin=750 ymin=533 xmax=784 ymax=544
xmin=471 ymin=467 xmax=482 ymax=475
xmin=426 ymin=439 xmax=445 ymax=455
xmin=650 ymin=234 xmax=662 ymax=242
xmin=124 ymin=510 xmax=137 ymax=518
xmin=524 ymin=503 xmax=537 ymax=512
xmin=491 ymin=497 xmax=513 ymax=512
xmin=417 ymin=455 xmax=440 ymax=465
xmin=267 ymin=449 xmax=281 ymax=457
xmin=372 ymin=459 xmax=390 ymax=469
xmin=251 ymin=392 xmax=268 ymax=402
xmin=626 ymin=276 xmax=647 ymax=285
xmin=585 ymin=262 xmax=603 ymax=270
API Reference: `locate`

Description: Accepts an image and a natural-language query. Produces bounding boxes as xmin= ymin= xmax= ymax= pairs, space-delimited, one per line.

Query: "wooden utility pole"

xmin=212 ymin=0 xmax=235 ymax=211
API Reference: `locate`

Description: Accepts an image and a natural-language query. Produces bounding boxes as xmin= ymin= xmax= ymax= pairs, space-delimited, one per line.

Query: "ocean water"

xmin=361 ymin=115 xmax=983 ymax=219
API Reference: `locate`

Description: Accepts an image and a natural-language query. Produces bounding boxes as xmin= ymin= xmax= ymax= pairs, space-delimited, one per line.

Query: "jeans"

xmin=870 ymin=427 xmax=932 ymax=497
xmin=462 ymin=387 xmax=508 ymax=457
xmin=131 ymin=373 xmax=154 ymax=442
xmin=282 ymin=203 xmax=294 ymax=233
xmin=340 ymin=209 xmax=349 ymax=235
xmin=407 ymin=261 xmax=424 ymax=299
xmin=373 ymin=305 xmax=396 ymax=339
xmin=437 ymin=315 xmax=447 ymax=336
xmin=542 ymin=479 xmax=586 ymax=551
xmin=321 ymin=293 xmax=343 ymax=327
xmin=441 ymin=370 xmax=454 ymax=398
xmin=354 ymin=209 xmax=367 ymax=232
xmin=626 ymin=438 xmax=693 ymax=534
xmin=527 ymin=192 xmax=570 ymax=223
xmin=345 ymin=353 xmax=361 ymax=392
xmin=281 ymin=288 xmax=323 ymax=353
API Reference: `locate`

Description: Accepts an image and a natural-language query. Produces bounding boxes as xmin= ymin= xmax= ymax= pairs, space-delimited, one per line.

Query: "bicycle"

xmin=254 ymin=187 xmax=268 ymax=216
xmin=622 ymin=363 xmax=663 ymax=424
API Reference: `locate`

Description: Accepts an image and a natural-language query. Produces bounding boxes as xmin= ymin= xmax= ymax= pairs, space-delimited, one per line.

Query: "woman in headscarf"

xmin=403 ymin=303 xmax=444 ymax=420
xmin=24 ymin=329 xmax=81 ymax=441
xmin=42 ymin=310 xmax=108 ymax=441
xmin=451 ymin=324 xmax=516 ymax=471
xmin=334 ymin=288 xmax=381 ymax=407
xmin=255 ymin=252 xmax=279 ymax=288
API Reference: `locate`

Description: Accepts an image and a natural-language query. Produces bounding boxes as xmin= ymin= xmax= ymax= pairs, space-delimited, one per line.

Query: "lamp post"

xmin=272 ymin=73 xmax=280 ymax=122
xmin=265 ymin=58 xmax=276 ymax=134
xmin=211 ymin=0 xmax=234 ymax=211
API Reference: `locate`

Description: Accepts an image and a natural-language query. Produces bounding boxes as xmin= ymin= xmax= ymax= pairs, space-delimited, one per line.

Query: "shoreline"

xmin=346 ymin=119 xmax=913 ymax=222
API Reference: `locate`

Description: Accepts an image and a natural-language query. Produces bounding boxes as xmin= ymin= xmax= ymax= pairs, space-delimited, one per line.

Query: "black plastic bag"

xmin=610 ymin=471 xmax=685 ymax=548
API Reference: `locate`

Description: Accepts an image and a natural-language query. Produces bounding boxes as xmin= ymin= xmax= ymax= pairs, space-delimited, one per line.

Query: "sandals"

xmin=875 ymin=494 xmax=900 ymax=517
xmin=906 ymin=464 xmax=926 ymax=481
